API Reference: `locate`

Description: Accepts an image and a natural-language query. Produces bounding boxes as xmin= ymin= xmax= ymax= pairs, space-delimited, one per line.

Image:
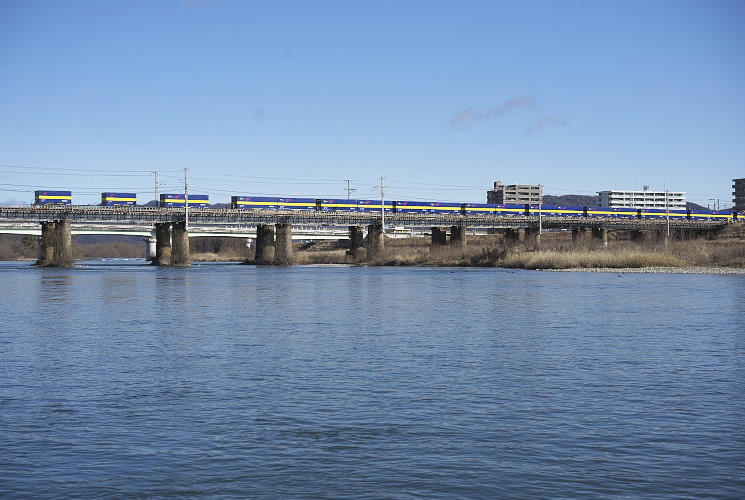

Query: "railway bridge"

xmin=0 ymin=205 xmax=732 ymax=267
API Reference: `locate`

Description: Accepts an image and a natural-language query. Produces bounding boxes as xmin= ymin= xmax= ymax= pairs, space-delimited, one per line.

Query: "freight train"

xmin=31 ymin=191 xmax=741 ymax=222
xmin=230 ymin=196 xmax=741 ymax=222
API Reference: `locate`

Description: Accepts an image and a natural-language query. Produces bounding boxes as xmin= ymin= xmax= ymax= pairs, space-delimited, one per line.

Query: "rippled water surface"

xmin=1 ymin=260 xmax=744 ymax=499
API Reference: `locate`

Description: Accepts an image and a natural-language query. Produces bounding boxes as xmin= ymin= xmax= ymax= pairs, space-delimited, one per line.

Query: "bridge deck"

xmin=0 ymin=205 xmax=731 ymax=231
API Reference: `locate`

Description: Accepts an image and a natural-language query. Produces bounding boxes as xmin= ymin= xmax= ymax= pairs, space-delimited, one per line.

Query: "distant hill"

xmin=542 ymin=194 xmax=597 ymax=207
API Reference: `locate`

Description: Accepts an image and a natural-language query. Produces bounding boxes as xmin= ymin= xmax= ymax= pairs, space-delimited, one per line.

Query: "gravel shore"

xmin=543 ymin=267 xmax=745 ymax=274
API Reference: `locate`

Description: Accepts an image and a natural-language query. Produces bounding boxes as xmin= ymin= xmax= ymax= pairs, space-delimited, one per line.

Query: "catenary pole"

xmin=154 ymin=171 xmax=159 ymax=207
xmin=185 ymin=167 xmax=189 ymax=230
xmin=380 ymin=176 xmax=387 ymax=229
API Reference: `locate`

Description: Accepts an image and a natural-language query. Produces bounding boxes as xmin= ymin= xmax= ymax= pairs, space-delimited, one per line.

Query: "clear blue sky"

xmin=1 ymin=0 xmax=743 ymax=207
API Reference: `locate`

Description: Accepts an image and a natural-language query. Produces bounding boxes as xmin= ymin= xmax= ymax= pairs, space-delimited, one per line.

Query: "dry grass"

xmin=293 ymin=249 xmax=350 ymax=264
xmin=191 ymin=251 xmax=246 ymax=262
xmin=6 ymin=225 xmax=737 ymax=269
xmin=280 ymin=228 xmax=745 ymax=269
xmin=498 ymin=248 xmax=689 ymax=269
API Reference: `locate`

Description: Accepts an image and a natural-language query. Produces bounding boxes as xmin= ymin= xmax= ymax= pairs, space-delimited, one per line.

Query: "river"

xmin=1 ymin=260 xmax=743 ymax=499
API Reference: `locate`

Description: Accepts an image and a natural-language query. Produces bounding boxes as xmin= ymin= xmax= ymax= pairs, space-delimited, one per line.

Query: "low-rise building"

xmin=733 ymin=178 xmax=745 ymax=211
xmin=487 ymin=181 xmax=542 ymax=204
xmin=597 ymin=189 xmax=686 ymax=210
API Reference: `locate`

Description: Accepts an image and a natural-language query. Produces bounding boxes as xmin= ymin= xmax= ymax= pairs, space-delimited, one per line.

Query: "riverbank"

xmin=3 ymin=225 xmax=744 ymax=270
xmin=544 ymin=267 xmax=745 ymax=274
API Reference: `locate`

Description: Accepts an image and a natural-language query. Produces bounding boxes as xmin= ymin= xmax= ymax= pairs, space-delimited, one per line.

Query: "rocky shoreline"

xmin=543 ymin=266 xmax=745 ymax=274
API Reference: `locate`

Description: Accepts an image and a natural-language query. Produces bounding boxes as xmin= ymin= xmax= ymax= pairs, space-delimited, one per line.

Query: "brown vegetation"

xmin=285 ymin=227 xmax=745 ymax=270
xmin=2 ymin=225 xmax=743 ymax=269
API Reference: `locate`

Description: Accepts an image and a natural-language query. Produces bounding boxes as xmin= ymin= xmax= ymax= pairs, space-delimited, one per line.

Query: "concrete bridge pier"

xmin=171 ymin=222 xmax=190 ymax=266
xmin=571 ymin=227 xmax=587 ymax=242
xmin=275 ymin=223 xmax=293 ymax=265
xmin=153 ymin=223 xmax=172 ymax=266
xmin=37 ymin=221 xmax=56 ymax=266
xmin=504 ymin=228 xmax=520 ymax=242
xmin=430 ymin=227 xmax=447 ymax=252
xmin=348 ymin=226 xmax=366 ymax=260
xmin=56 ymin=220 xmax=73 ymax=266
xmin=367 ymin=224 xmax=384 ymax=261
xmin=145 ymin=236 xmax=157 ymax=262
xmin=630 ymin=229 xmax=646 ymax=242
xmin=253 ymin=224 xmax=276 ymax=264
xmin=36 ymin=220 xmax=74 ymax=267
xmin=525 ymin=227 xmax=540 ymax=245
xmin=450 ymin=225 xmax=467 ymax=249
xmin=590 ymin=227 xmax=608 ymax=246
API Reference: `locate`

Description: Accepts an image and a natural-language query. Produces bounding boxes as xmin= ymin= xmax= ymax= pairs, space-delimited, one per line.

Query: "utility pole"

xmin=538 ymin=184 xmax=543 ymax=235
xmin=666 ymin=189 xmax=670 ymax=239
xmin=346 ymin=180 xmax=356 ymax=200
xmin=184 ymin=167 xmax=189 ymax=230
xmin=378 ymin=176 xmax=388 ymax=228
xmin=153 ymin=171 xmax=160 ymax=207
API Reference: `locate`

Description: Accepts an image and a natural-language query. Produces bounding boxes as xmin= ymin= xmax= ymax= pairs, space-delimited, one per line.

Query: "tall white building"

xmin=597 ymin=189 xmax=686 ymax=210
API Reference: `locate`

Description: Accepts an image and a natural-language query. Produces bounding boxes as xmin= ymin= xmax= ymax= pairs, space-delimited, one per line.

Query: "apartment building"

xmin=487 ymin=181 xmax=542 ymax=204
xmin=733 ymin=178 xmax=745 ymax=211
xmin=597 ymin=189 xmax=686 ymax=210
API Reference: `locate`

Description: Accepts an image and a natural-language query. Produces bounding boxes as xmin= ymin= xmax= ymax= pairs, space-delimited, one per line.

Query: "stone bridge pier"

xmin=151 ymin=222 xmax=190 ymax=266
xmin=253 ymin=224 xmax=276 ymax=264
xmin=367 ymin=224 xmax=384 ymax=261
xmin=591 ymin=227 xmax=609 ymax=246
xmin=450 ymin=225 xmax=467 ymax=250
xmin=430 ymin=227 xmax=448 ymax=252
xmin=348 ymin=226 xmax=366 ymax=260
xmin=275 ymin=223 xmax=293 ymax=265
xmin=251 ymin=223 xmax=293 ymax=265
xmin=171 ymin=222 xmax=190 ymax=266
xmin=152 ymin=223 xmax=172 ymax=266
xmin=36 ymin=220 xmax=74 ymax=267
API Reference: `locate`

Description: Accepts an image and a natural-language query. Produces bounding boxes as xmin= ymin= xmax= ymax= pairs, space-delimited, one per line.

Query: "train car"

xmin=277 ymin=197 xmax=316 ymax=211
xmin=586 ymin=206 xmax=638 ymax=218
xmin=35 ymin=190 xmax=72 ymax=205
xmin=34 ymin=191 xmax=72 ymax=205
xmin=160 ymin=193 xmax=210 ymax=208
xmin=357 ymin=199 xmax=393 ymax=213
xmin=319 ymin=199 xmax=358 ymax=212
xmin=231 ymin=196 xmax=279 ymax=210
xmin=638 ymin=208 xmax=689 ymax=220
xmin=709 ymin=210 xmax=739 ymax=221
xmin=392 ymin=200 xmax=435 ymax=213
xmin=430 ymin=202 xmax=464 ymax=215
xmin=464 ymin=203 xmax=528 ymax=216
xmin=529 ymin=205 xmax=585 ymax=217
xmin=101 ymin=192 xmax=136 ymax=206
xmin=688 ymin=209 xmax=712 ymax=221
xmin=464 ymin=203 xmax=495 ymax=215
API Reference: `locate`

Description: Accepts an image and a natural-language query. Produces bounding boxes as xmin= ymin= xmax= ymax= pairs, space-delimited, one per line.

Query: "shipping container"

xmin=277 ymin=197 xmax=316 ymax=211
xmin=101 ymin=192 xmax=136 ymax=206
xmin=160 ymin=193 xmax=209 ymax=208
xmin=35 ymin=190 xmax=72 ymax=205
xmin=231 ymin=196 xmax=279 ymax=210
xmin=357 ymin=199 xmax=393 ymax=213
xmin=319 ymin=199 xmax=358 ymax=212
